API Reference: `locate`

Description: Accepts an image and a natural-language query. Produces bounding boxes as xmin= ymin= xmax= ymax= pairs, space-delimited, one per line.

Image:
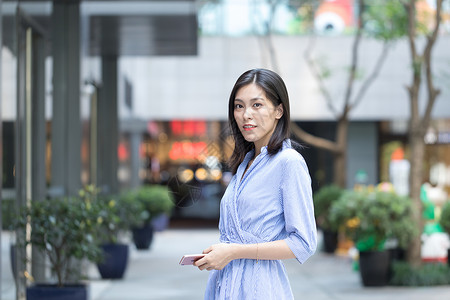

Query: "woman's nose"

xmin=243 ymin=107 xmax=252 ymax=119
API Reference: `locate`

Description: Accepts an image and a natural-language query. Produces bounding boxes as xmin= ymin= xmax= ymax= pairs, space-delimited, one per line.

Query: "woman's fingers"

xmin=193 ymin=256 xmax=206 ymax=267
xmin=202 ymin=246 xmax=213 ymax=254
xmin=194 ymin=243 xmax=231 ymax=271
xmin=193 ymin=256 xmax=214 ymax=271
xmin=197 ymin=262 xmax=211 ymax=271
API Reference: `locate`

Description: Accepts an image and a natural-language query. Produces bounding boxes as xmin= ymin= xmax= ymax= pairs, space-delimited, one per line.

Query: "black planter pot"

xmin=97 ymin=243 xmax=129 ymax=279
xmin=359 ymin=250 xmax=390 ymax=287
xmin=322 ymin=230 xmax=338 ymax=253
xmin=132 ymin=223 xmax=154 ymax=250
xmin=389 ymin=247 xmax=406 ymax=262
xmin=10 ymin=244 xmax=17 ymax=282
xmin=152 ymin=213 xmax=170 ymax=232
xmin=388 ymin=247 xmax=406 ymax=281
xmin=27 ymin=284 xmax=88 ymax=300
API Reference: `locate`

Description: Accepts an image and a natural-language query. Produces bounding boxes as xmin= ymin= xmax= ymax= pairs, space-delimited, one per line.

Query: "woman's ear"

xmin=275 ymin=104 xmax=284 ymax=119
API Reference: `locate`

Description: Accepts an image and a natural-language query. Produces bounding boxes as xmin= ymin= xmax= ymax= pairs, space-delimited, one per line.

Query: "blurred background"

xmin=1 ymin=0 xmax=450 ymax=299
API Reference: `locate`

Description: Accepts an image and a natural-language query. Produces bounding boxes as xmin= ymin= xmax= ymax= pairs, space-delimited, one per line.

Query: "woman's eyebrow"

xmin=234 ymin=97 xmax=265 ymax=102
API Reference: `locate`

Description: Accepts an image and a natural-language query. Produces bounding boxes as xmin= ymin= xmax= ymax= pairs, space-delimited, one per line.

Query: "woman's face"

xmin=233 ymin=83 xmax=283 ymax=151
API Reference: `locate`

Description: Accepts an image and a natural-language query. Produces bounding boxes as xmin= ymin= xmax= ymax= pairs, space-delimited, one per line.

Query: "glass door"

xmin=14 ymin=7 xmax=47 ymax=300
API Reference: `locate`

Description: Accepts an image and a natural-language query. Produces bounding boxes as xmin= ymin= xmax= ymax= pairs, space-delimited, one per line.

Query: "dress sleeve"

xmin=281 ymin=154 xmax=317 ymax=264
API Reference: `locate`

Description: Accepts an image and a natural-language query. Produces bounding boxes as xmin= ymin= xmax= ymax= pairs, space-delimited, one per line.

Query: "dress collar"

xmin=246 ymin=139 xmax=291 ymax=160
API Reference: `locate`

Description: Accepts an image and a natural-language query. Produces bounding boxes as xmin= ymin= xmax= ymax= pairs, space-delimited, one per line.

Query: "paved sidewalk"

xmin=90 ymin=229 xmax=450 ymax=300
xmin=3 ymin=229 xmax=450 ymax=299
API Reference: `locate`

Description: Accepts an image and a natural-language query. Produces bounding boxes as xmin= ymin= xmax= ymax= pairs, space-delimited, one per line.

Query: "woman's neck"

xmin=253 ymin=142 xmax=265 ymax=157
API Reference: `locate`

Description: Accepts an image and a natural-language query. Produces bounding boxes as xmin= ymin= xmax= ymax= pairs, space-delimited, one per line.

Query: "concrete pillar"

xmin=15 ymin=16 xmax=30 ymax=300
xmin=129 ymin=129 xmax=142 ymax=189
xmin=51 ymin=0 xmax=81 ymax=196
xmin=0 ymin=0 xmax=3 ymax=294
xmin=120 ymin=119 xmax=147 ymax=189
xmin=30 ymin=30 xmax=47 ymax=283
xmin=97 ymin=56 xmax=119 ymax=194
xmin=346 ymin=122 xmax=378 ymax=189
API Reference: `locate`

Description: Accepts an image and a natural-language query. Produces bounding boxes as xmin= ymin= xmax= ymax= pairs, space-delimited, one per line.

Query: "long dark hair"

xmin=228 ymin=69 xmax=291 ymax=174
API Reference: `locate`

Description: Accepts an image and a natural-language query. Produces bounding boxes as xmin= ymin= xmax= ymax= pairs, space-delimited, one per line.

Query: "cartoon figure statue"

xmin=421 ymin=182 xmax=449 ymax=262
xmin=314 ymin=0 xmax=353 ymax=34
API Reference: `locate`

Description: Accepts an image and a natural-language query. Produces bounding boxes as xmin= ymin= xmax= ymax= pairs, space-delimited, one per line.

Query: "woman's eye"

xmin=234 ymin=104 xmax=243 ymax=109
xmin=253 ymin=103 xmax=262 ymax=108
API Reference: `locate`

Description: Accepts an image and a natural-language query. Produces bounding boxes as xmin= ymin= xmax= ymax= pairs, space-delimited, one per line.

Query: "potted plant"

xmin=122 ymin=184 xmax=174 ymax=250
xmin=88 ymin=185 xmax=142 ymax=279
xmin=313 ymin=185 xmax=344 ymax=253
xmin=439 ymin=201 xmax=450 ymax=266
xmin=16 ymin=186 xmax=102 ymax=300
xmin=330 ymin=188 xmax=416 ymax=286
xmin=2 ymin=197 xmax=19 ymax=281
xmin=2 ymin=197 xmax=15 ymax=231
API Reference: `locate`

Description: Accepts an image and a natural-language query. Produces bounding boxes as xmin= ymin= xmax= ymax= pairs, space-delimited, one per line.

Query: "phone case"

xmin=179 ymin=254 xmax=205 ymax=265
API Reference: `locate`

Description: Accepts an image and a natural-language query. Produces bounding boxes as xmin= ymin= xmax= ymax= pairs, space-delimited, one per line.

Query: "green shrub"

xmin=16 ymin=187 xmax=102 ymax=287
xmin=330 ymin=189 xmax=417 ymax=251
xmin=313 ymin=185 xmax=344 ymax=231
xmin=329 ymin=189 xmax=366 ymax=232
xmin=1 ymin=198 xmax=15 ymax=230
xmin=390 ymin=261 xmax=450 ymax=286
xmin=121 ymin=185 xmax=174 ymax=227
xmin=439 ymin=201 xmax=450 ymax=234
xmin=83 ymin=185 xmax=144 ymax=244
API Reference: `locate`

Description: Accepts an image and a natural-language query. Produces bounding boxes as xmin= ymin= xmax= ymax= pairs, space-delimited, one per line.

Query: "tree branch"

xmin=404 ymin=1 xmax=418 ymax=60
xmin=251 ymin=0 xmax=280 ymax=73
xmin=303 ymin=35 xmax=339 ymax=117
xmin=404 ymin=0 xmax=421 ymax=120
xmin=266 ymin=0 xmax=280 ymax=73
xmin=343 ymin=0 xmax=364 ymax=114
xmin=291 ymin=122 xmax=340 ymax=154
xmin=421 ymin=0 xmax=443 ymax=128
xmin=349 ymin=41 xmax=390 ymax=110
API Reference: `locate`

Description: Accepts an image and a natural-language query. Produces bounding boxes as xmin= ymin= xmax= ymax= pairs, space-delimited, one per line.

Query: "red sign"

xmin=169 ymin=141 xmax=208 ymax=161
xmin=170 ymin=120 xmax=206 ymax=137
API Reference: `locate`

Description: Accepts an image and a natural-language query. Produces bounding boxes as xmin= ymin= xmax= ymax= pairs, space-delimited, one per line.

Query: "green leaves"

xmin=439 ymin=201 xmax=450 ymax=234
xmin=15 ymin=187 xmax=104 ymax=286
xmin=391 ymin=261 xmax=450 ymax=286
xmin=313 ymin=184 xmax=345 ymax=231
xmin=363 ymin=0 xmax=408 ymax=41
xmin=12 ymin=184 xmax=175 ymax=286
xmin=121 ymin=185 xmax=175 ymax=227
xmin=330 ymin=189 xmax=418 ymax=251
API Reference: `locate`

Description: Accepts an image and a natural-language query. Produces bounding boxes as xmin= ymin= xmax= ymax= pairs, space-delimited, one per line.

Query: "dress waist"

xmin=220 ymin=231 xmax=269 ymax=244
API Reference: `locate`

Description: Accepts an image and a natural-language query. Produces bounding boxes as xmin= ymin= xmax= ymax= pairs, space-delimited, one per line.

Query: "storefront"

xmin=379 ymin=119 xmax=450 ymax=197
xmin=118 ymin=120 xmax=234 ymax=219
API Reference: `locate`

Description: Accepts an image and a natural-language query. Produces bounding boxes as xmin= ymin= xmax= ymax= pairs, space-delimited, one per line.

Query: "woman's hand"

xmin=194 ymin=243 xmax=238 ymax=271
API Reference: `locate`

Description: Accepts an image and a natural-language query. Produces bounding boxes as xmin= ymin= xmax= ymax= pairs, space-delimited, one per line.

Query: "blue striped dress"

xmin=204 ymin=139 xmax=317 ymax=299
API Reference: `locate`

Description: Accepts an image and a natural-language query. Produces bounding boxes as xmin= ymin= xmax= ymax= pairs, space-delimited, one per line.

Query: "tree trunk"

xmin=333 ymin=118 xmax=349 ymax=188
xmin=291 ymin=117 xmax=347 ymax=188
xmin=333 ymin=151 xmax=346 ymax=188
xmin=407 ymin=124 xmax=425 ymax=266
xmin=403 ymin=0 xmax=443 ymax=267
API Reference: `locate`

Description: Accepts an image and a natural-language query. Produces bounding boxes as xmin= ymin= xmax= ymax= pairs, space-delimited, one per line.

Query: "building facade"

xmin=1 ymin=1 xmax=450 ymax=298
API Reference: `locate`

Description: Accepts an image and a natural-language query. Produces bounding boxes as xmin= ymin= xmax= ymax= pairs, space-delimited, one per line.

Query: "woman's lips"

xmin=243 ymin=124 xmax=256 ymax=131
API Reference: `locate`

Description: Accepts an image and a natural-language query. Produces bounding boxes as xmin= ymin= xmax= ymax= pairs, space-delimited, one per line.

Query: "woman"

xmin=194 ymin=68 xmax=317 ymax=299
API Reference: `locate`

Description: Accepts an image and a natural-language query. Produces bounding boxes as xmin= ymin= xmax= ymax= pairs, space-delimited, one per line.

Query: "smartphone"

xmin=179 ymin=254 xmax=205 ymax=265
